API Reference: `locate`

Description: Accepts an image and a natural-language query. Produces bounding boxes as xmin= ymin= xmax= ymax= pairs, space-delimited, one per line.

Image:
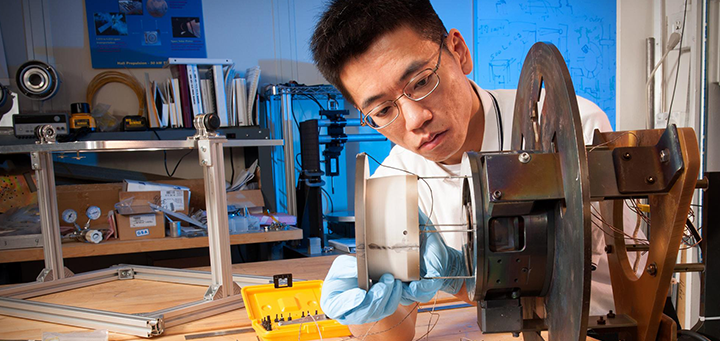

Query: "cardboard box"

xmin=57 ymin=183 xmax=123 ymax=229
xmin=164 ymin=179 xmax=265 ymax=211
xmin=115 ymin=191 xmax=165 ymax=241
xmin=122 ymin=180 xmax=190 ymax=214
xmin=227 ymin=189 xmax=265 ymax=210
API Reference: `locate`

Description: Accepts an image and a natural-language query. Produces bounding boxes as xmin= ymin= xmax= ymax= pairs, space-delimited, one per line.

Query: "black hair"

xmin=310 ymin=0 xmax=447 ymax=104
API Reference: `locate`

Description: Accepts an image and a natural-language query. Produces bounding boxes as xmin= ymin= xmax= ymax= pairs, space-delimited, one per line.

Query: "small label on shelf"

xmin=130 ymin=214 xmax=157 ymax=228
xmin=161 ymin=189 xmax=185 ymax=212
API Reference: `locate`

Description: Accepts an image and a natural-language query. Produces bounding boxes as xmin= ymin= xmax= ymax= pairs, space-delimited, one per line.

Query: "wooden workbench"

xmin=0 ymin=228 xmax=302 ymax=263
xmin=0 ymin=255 xmax=593 ymax=340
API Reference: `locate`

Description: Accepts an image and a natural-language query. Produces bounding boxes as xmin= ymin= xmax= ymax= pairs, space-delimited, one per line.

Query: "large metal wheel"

xmin=511 ymin=42 xmax=592 ymax=341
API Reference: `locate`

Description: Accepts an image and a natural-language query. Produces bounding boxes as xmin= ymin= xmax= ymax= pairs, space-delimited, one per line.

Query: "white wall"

xmin=616 ymin=1 xmax=656 ymax=130
xmin=617 ymin=0 xmax=717 ymax=329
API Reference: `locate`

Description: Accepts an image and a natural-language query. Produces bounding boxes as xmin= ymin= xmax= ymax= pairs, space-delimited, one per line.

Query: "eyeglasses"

xmin=360 ymin=35 xmax=446 ymax=130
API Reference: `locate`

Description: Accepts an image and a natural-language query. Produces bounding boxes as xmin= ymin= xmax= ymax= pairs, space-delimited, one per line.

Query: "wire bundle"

xmin=86 ymin=71 xmax=145 ymax=117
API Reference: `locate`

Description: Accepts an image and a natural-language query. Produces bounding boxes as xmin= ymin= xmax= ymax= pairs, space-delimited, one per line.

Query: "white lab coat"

xmin=372 ymin=80 xmax=640 ymax=316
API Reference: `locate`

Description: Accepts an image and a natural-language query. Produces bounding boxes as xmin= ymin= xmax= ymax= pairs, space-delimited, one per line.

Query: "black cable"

xmin=290 ymin=100 xmax=301 ymax=130
xmin=666 ymin=0 xmax=689 ymax=129
xmin=295 ymin=153 xmax=302 ymax=171
xmin=365 ymin=153 xmax=435 ymax=222
xmin=300 ymin=94 xmax=325 ymax=110
xmin=320 ymin=187 xmax=334 ymax=213
xmin=164 ymin=150 xmax=193 ymax=178
xmin=229 ymin=147 xmax=235 ymax=184
xmin=152 ymin=129 xmax=192 ymax=178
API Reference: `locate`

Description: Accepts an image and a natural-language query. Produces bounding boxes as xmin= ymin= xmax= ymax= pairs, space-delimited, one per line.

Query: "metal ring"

xmin=16 ymin=60 xmax=60 ymax=101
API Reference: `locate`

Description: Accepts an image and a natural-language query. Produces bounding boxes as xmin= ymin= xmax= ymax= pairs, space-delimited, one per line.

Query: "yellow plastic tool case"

xmin=241 ymin=274 xmax=351 ymax=340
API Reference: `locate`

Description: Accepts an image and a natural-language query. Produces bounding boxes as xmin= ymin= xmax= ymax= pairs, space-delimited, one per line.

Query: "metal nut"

xmin=607 ymin=310 xmax=616 ymax=319
xmin=659 ymin=148 xmax=670 ymax=163
xmin=646 ymin=263 xmax=658 ymax=276
xmin=492 ymin=190 xmax=503 ymax=200
xmin=518 ymin=152 xmax=531 ymax=164
xmin=597 ymin=316 xmax=606 ymax=325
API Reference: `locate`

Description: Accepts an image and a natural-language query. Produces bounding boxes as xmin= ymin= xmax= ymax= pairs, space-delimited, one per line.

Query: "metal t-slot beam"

xmin=198 ymin=138 xmax=237 ymax=299
xmin=0 ymin=267 xmax=121 ymax=299
xmin=31 ymin=151 xmax=66 ymax=281
xmin=0 ymin=297 xmax=162 ymax=337
xmin=129 ymin=264 xmax=273 ymax=287
xmin=145 ymin=296 xmax=243 ymax=328
xmin=281 ymin=93 xmax=297 ymax=216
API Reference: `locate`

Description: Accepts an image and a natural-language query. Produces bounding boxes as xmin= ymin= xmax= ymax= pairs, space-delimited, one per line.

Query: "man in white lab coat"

xmin=311 ymin=0 xmax=624 ymax=339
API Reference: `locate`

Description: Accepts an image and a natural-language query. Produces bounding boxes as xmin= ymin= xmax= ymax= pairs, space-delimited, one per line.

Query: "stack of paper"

xmin=227 ymin=159 xmax=258 ymax=192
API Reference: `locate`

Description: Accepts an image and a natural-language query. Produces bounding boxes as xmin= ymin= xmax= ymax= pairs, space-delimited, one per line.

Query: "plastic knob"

xmin=204 ymin=113 xmax=221 ymax=131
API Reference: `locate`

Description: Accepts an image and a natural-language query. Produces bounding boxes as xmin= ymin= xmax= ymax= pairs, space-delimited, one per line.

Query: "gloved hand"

xmin=400 ymin=211 xmax=468 ymax=305
xmin=320 ymin=255 xmax=403 ymax=325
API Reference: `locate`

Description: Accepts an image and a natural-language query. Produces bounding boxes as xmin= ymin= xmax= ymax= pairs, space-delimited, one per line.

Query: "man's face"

xmin=340 ymin=26 xmax=481 ymax=164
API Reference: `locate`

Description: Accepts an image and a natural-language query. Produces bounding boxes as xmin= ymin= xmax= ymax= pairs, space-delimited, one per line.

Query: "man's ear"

xmin=446 ymin=28 xmax=473 ymax=76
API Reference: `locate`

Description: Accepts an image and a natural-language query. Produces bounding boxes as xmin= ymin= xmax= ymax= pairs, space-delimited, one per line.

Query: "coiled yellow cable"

xmin=86 ymin=71 xmax=145 ymax=117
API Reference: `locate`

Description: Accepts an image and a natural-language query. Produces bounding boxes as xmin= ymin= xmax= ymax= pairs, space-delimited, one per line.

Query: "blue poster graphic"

xmin=474 ymin=0 xmax=616 ymax=128
xmin=86 ymin=0 xmax=207 ymax=68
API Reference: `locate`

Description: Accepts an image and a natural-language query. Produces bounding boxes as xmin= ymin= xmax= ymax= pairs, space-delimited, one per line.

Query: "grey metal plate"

xmin=355 ymin=153 xmax=370 ymax=290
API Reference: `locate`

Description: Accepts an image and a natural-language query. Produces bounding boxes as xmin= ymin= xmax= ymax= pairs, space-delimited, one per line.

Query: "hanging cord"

xmin=666 ymin=0 xmax=689 ymax=128
xmin=151 ymin=130 xmax=192 ymax=178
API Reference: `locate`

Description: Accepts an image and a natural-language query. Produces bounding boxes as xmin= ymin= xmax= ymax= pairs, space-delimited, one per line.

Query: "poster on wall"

xmin=474 ymin=0 xmax=617 ymax=128
xmin=85 ymin=0 xmax=207 ymax=68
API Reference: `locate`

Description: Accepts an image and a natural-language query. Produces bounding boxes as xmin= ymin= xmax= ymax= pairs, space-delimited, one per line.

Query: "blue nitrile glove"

xmin=320 ymin=255 xmax=403 ymax=325
xmin=400 ymin=211 xmax=468 ymax=305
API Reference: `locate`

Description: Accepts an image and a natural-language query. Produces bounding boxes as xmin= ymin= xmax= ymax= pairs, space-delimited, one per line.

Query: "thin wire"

xmin=590 ymin=205 xmax=649 ymax=244
xmin=362 ymin=302 xmax=420 ymax=339
xmin=321 ymin=187 xmax=335 ymax=213
xmin=298 ymin=94 xmax=326 ymax=110
xmin=308 ymin=313 xmax=323 ymax=341
xmin=630 ymin=199 xmax=643 ymax=272
xmin=366 ymin=154 xmax=435 ymax=222
xmin=335 ymin=303 xmax=421 ymax=341
xmin=415 ymin=296 xmax=440 ymax=341
xmin=666 ymin=0 xmax=689 ymax=129
xmin=229 ymin=147 xmax=235 ymax=185
xmin=151 ymin=129 xmax=193 ymax=178
xmin=290 ymin=100 xmax=301 ymax=130
xmin=587 ymin=131 xmax=640 ymax=153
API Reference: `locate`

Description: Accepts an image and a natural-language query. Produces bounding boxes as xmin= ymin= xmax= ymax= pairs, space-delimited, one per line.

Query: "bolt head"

xmin=518 ymin=152 xmax=531 ymax=164
xmin=646 ymin=176 xmax=656 ymax=184
xmin=646 ymin=263 xmax=658 ymax=276
xmin=492 ymin=190 xmax=503 ymax=200
xmin=201 ymin=159 xmax=208 ymax=165
xmin=201 ymin=146 xmax=207 ymax=152
xmin=660 ymin=148 xmax=670 ymax=163
xmin=623 ymin=152 xmax=632 ymax=160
